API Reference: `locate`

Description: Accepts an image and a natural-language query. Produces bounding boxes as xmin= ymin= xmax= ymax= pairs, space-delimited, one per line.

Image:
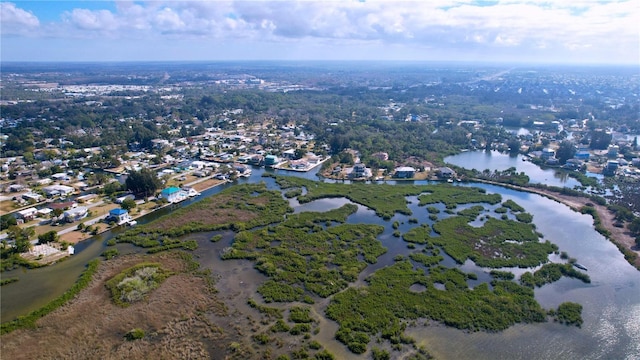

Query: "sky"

xmin=1 ymin=0 xmax=639 ymax=65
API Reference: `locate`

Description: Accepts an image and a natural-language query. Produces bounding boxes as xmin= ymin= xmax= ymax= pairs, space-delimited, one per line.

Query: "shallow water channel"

xmin=2 ymin=166 xmax=639 ymax=359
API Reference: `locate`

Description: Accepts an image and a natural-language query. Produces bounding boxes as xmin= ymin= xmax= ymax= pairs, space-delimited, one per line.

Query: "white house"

xmin=51 ymin=173 xmax=72 ymax=182
xmin=22 ymin=192 xmax=44 ymax=202
xmin=160 ymin=187 xmax=185 ymax=203
xmin=63 ymin=206 xmax=88 ymax=222
xmin=42 ymin=185 xmax=75 ymax=197
xmin=16 ymin=207 xmax=38 ymax=221
xmin=108 ymin=208 xmax=132 ymax=225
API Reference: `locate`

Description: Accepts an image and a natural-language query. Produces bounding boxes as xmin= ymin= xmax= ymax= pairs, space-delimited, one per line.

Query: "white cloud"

xmin=1 ymin=0 xmax=638 ymax=63
xmin=0 ymin=2 xmax=39 ymax=35
xmin=64 ymin=8 xmax=118 ymax=31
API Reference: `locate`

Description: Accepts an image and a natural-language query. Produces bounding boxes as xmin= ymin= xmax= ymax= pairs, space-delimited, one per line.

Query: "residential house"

xmin=436 ymin=167 xmax=455 ymax=179
xmin=350 ymin=163 xmax=369 ymax=178
xmin=541 ymin=148 xmax=555 ymax=160
xmin=42 ymin=185 xmax=75 ymax=197
xmin=16 ymin=207 xmax=38 ymax=221
xmin=108 ymin=208 xmax=132 ymax=225
xmin=265 ymin=155 xmax=279 ymax=167
xmin=63 ymin=206 xmax=88 ymax=222
xmin=22 ymin=192 xmax=44 ymax=202
xmin=160 ymin=187 xmax=184 ymax=203
xmin=51 ymin=172 xmax=72 ymax=182
xmin=394 ymin=166 xmax=416 ymax=179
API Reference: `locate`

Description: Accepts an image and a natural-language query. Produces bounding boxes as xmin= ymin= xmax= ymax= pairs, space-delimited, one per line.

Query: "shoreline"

xmin=473 ymin=178 xmax=640 ymax=269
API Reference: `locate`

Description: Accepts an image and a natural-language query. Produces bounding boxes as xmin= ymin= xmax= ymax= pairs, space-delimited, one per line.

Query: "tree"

xmin=507 ymin=138 xmax=521 ymax=155
xmin=0 ymin=214 xmax=17 ymax=230
xmin=126 ymin=168 xmax=161 ymax=198
xmin=589 ymin=130 xmax=612 ymax=150
xmin=121 ymin=198 xmax=137 ymax=211
xmin=629 ymin=217 xmax=640 ymax=236
xmin=38 ymin=230 xmax=59 ymax=244
xmin=7 ymin=225 xmax=34 ymax=253
xmin=556 ymin=140 xmax=576 ymax=165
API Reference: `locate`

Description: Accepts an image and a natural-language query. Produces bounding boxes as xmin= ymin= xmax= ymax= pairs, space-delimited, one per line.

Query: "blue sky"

xmin=1 ymin=1 xmax=638 ymax=64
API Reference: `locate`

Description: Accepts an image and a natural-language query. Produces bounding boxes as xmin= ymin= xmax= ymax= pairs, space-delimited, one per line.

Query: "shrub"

xmin=124 ymin=328 xmax=145 ymax=341
xmin=102 ymin=248 xmax=119 ymax=260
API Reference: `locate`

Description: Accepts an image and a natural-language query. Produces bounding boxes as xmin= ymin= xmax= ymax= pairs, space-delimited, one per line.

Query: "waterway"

xmin=2 ymin=166 xmax=638 ymax=359
xmin=445 ymin=150 xmax=583 ymax=188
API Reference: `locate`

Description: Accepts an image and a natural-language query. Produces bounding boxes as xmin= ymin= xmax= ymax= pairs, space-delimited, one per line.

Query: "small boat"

xmin=573 ymin=263 xmax=588 ymax=271
xmin=126 ymin=220 xmax=137 ymax=227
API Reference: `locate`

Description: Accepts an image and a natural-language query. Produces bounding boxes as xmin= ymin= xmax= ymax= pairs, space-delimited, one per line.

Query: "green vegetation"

xmin=0 ymin=277 xmax=19 ymax=286
xmin=124 ymin=328 xmax=145 ymax=341
xmin=210 ymin=234 xmax=223 ymax=242
xmin=402 ymin=224 xmax=432 ymax=244
xmin=515 ymin=212 xmax=534 ymax=223
xmin=289 ymin=306 xmax=314 ymax=323
xmin=490 ymin=270 xmax=515 ymax=280
xmin=519 ymin=263 xmax=590 ymax=288
xmin=418 ymin=185 xmax=501 ymax=208
xmin=555 ymin=302 xmax=583 ymax=327
xmin=431 ymin=216 xmax=556 ymax=268
xmin=502 ymin=199 xmax=525 ymax=212
xmin=269 ymin=174 xmax=429 ymax=219
xmin=326 ymin=261 xmax=547 ymax=353
xmin=248 ymin=298 xmax=284 ymax=319
xmin=105 ymin=263 xmax=171 ymax=307
xmin=284 ymin=188 xmax=303 ymax=198
xmin=409 ymin=252 xmax=443 ymax=267
xmin=457 ymin=205 xmax=486 ymax=219
xmin=1 ymin=259 xmax=100 ymax=334
xmin=102 ymin=248 xmax=119 ymax=260
xmin=125 ymin=168 xmax=162 ymax=198
xmin=426 ymin=206 xmax=440 ymax=214
xmin=223 ymin=205 xmax=385 ymax=301
xmin=270 ymin=319 xmax=290 ymax=333
xmin=116 ymin=183 xmax=292 ymax=251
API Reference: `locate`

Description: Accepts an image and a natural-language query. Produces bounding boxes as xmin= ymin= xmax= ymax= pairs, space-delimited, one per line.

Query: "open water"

xmin=2 ymin=166 xmax=638 ymax=359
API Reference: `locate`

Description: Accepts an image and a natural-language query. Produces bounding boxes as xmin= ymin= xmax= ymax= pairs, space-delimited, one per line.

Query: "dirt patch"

xmin=191 ymin=178 xmax=226 ymax=192
xmin=0 ymin=252 xmax=231 ymax=359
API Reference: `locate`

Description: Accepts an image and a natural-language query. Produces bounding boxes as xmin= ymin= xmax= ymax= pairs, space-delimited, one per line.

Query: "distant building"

xmin=160 ymin=187 xmax=183 ymax=203
xmin=350 ymin=163 xmax=370 ymax=178
xmin=436 ymin=167 xmax=455 ymax=179
xmin=63 ymin=206 xmax=88 ymax=222
xmin=575 ymin=151 xmax=590 ymax=161
xmin=108 ymin=208 xmax=131 ymax=225
xmin=16 ymin=207 xmax=38 ymax=221
xmin=22 ymin=192 xmax=43 ymax=202
xmin=51 ymin=173 xmax=71 ymax=182
xmin=604 ymin=161 xmax=619 ymax=176
xmin=541 ymin=148 xmax=555 ymax=160
xmin=394 ymin=166 xmax=417 ymax=179
xmin=42 ymin=184 xmax=75 ymax=197
xmin=265 ymin=155 xmax=279 ymax=167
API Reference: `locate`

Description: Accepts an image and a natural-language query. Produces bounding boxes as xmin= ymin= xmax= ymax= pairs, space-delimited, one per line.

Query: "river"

xmin=2 ymin=166 xmax=639 ymax=359
xmin=445 ymin=150 xmax=584 ymax=188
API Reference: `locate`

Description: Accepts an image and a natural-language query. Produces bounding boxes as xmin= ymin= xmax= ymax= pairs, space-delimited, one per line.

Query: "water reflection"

xmin=445 ymin=150 xmax=582 ymax=188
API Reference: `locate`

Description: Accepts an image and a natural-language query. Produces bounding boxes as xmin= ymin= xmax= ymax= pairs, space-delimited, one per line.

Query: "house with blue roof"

xmin=108 ymin=208 xmax=132 ymax=225
xmin=160 ymin=186 xmax=185 ymax=203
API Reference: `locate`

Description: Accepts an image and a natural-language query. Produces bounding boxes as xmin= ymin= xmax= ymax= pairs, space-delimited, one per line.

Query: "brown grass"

xmin=0 ymin=253 xmax=230 ymax=360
